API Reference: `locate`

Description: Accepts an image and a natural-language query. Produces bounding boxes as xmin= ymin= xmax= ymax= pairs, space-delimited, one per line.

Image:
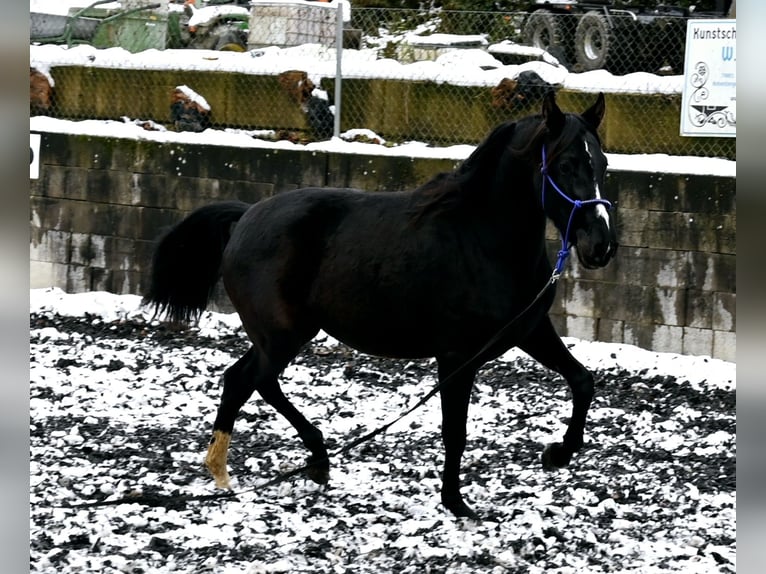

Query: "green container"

xmin=117 ymin=14 xmax=167 ymax=52
xmin=91 ymin=9 xmax=167 ymax=52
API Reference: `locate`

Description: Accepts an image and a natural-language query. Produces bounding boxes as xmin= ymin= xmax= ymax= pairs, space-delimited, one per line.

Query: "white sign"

xmin=680 ymin=19 xmax=736 ymax=137
xmin=30 ymin=133 xmax=41 ymax=179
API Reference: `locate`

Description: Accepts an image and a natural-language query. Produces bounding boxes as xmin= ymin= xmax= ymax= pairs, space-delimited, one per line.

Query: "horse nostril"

xmin=591 ymin=240 xmax=614 ymax=266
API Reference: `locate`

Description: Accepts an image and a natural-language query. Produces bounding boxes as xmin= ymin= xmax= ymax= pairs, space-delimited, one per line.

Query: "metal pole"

xmin=333 ymin=2 xmax=343 ymax=139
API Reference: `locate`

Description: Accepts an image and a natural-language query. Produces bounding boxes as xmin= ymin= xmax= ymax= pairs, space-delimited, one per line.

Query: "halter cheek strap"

xmin=541 ymin=145 xmax=612 ymax=277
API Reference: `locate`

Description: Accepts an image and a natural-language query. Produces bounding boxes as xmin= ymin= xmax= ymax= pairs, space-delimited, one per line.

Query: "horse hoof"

xmin=205 ymin=430 xmax=232 ymax=488
xmin=305 ymin=456 xmax=330 ymax=485
xmin=442 ymin=496 xmax=480 ymax=521
xmin=541 ymin=442 xmax=573 ymax=470
xmin=211 ymin=474 xmax=231 ymax=489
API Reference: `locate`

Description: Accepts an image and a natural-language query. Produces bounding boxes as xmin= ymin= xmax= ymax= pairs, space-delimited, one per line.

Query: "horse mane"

xmin=409 ymin=119 xmax=538 ymax=221
xmin=409 ymin=112 xmax=596 ymax=222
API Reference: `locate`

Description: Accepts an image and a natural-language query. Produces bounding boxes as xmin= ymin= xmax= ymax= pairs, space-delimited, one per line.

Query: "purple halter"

xmin=540 ymin=145 xmax=612 ymax=276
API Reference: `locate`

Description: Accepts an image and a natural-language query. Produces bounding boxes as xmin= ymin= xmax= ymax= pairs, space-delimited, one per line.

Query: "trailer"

xmin=521 ymin=0 xmax=735 ymax=74
xmin=30 ymin=0 xmax=162 ymax=48
xmin=30 ymin=0 xmax=251 ymax=52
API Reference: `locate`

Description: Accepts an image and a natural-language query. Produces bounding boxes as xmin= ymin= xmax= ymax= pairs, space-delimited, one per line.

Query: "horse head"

xmin=538 ymin=91 xmax=618 ymax=270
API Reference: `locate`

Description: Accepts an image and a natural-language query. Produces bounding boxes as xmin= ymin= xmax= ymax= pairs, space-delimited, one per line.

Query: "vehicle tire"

xmin=574 ymin=11 xmax=614 ymax=72
xmin=214 ymin=30 xmax=246 ymax=52
xmin=523 ymin=9 xmax=572 ymax=65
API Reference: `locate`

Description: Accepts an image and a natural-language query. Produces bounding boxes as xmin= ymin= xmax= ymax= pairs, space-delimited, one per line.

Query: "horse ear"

xmin=582 ymin=92 xmax=606 ymax=130
xmin=542 ymin=90 xmax=565 ymax=136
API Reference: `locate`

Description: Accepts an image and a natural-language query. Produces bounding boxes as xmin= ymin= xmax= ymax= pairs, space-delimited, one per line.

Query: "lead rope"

xmin=67 ymin=146 xmax=607 ymax=509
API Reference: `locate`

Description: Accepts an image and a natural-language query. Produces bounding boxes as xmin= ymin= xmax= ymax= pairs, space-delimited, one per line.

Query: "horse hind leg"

xmin=518 ymin=316 xmax=595 ymax=470
xmin=205 ymin=340 xmax=329 ymax=489
xmin=205 ymin=347 xmax=257 ymax=489
xmin=254 ymin=369 xmax=330 ymax=484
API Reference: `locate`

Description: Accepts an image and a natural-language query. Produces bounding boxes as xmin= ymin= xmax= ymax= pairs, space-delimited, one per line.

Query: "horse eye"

xmin=558 ymin=161 xmax=572 ymax=175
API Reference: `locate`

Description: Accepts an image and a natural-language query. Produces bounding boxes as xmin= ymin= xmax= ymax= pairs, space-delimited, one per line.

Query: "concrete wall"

xmin=29 ymin=132 xmax=736 ymax=361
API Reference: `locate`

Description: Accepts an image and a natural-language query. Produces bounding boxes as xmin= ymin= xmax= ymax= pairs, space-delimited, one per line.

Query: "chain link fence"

xmin=30 ymin=2 xmax=735 ymax=159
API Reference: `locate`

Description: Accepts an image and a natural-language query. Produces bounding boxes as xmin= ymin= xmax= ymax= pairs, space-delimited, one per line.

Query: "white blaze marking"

xmin=584 ymin=140 xmax=610 ymax=230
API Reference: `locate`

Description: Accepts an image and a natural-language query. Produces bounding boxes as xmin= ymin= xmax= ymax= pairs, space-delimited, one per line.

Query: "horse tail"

xmin=143 ymin=201 xmax=250 ymax=324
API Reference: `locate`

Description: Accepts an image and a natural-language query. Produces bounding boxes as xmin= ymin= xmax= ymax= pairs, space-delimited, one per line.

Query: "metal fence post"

xmin=334 ymin=2 xmax=343 ymax=139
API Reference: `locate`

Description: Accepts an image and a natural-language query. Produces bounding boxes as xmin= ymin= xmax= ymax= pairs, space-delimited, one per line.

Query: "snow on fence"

xmin=29 ymin=5 xmax=734 ymax=160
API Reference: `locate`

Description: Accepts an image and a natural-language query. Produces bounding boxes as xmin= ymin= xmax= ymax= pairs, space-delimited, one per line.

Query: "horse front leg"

xmin=541 ymin=369 xmax=594 ymax=470
xmin=518 ymin=316 xmax=595 ymax=470
xmin=437 ymin=356 xmax=479 ymax=520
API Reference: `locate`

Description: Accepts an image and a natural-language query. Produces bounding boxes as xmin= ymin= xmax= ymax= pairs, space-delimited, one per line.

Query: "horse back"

xmin=220 ymin=187 xmax=414 ymax=335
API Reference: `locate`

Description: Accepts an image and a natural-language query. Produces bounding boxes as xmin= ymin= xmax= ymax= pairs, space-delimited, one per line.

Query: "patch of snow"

xmin=28 ymin=115 xmax=735 ymax=177
xmin=405 ymin=33 xmax=488 ymax=47
xmin=176 ymin=84 xmax=211 ymax=111
xmin=187 ymin=4 xmax=249 ymax=28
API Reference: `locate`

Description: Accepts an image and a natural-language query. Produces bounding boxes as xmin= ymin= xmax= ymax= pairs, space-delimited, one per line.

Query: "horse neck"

xmin=456 ymin=157 xmax=548 ymax=273
xmin=467 ymin=117 xmax=547 ymax=230
xmin=484 ymin=155 xmax=545 ymax=235
xmin=414 ymin=120 xmax=548 ymax=250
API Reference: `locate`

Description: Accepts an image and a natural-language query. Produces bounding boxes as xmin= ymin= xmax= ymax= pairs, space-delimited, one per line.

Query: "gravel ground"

xmin=29 ymin=290 xmax=736 ymax=574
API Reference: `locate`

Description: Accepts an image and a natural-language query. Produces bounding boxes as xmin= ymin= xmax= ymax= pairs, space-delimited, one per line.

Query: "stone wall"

xmin=29 ymin=132 xmax=736 ymax=361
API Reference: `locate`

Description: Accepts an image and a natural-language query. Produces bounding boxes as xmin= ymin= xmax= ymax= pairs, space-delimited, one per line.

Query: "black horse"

xmin=144 ymin=91 xmax=618 ymax=519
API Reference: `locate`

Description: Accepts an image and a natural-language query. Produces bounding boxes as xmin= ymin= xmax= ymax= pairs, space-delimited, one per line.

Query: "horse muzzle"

xmin=574 ymin=227 xmax=618 ymax=269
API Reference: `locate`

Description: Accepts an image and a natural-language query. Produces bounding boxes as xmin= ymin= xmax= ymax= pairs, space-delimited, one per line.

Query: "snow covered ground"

xmin=30 ymin=288 xmax=735 ymax=574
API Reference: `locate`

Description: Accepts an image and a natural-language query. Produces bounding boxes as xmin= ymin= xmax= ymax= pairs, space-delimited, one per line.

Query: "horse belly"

xmin=320 ymin=320 xmax=441 ymax=360
xmin=312 ymin=261 xmax=554 ymax=362
xmin=311 ymin=279 xmax=487 ymax=360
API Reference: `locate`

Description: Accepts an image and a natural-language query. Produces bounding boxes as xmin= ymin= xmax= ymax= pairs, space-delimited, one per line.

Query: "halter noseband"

xmin=541 ymin=145 xmax=612 ymax=277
